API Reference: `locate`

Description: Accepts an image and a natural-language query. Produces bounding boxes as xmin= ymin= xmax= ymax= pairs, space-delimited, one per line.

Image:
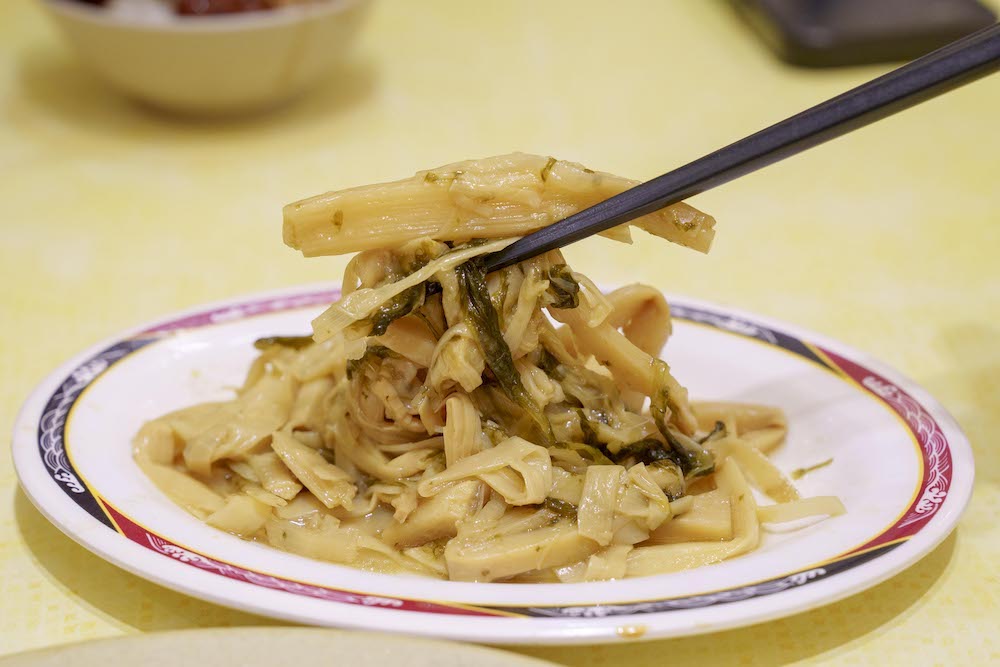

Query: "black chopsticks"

xmin=484 ymin=22 xmax=1000 ymax=273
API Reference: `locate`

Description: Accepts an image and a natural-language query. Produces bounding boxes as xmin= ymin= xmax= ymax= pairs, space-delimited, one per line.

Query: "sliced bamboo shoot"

xmin=283 ymin=153 xmax=715 ymax=257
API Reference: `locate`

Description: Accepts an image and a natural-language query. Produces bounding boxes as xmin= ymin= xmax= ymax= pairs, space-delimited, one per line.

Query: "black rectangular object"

xmin=732 ymin=0 xmax=997 ymax=67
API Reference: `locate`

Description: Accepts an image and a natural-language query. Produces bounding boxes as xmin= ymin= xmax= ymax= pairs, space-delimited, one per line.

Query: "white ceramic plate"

xmin=12 ymin=285 xmax=973 ymax=645
xmin=0 ymin=627 xmax=556 ymax=667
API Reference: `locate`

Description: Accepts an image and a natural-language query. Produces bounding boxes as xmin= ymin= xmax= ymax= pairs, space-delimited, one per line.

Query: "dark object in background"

xmin=732 ymin=0 xmax=997 ymax=66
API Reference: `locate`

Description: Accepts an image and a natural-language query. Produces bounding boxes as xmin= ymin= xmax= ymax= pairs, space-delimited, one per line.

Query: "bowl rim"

xmin=41 ymin=0 xmax=368 ymax=33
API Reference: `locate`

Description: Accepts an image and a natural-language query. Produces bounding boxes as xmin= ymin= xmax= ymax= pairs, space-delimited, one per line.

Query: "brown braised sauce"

xmin=70 ymin=0 xmax=298 ymax=15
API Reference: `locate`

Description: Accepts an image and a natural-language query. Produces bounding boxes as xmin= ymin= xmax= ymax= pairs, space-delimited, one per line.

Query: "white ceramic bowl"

xmin=12 ymin=285 xmax=974 ymax=644
xmin=40 ymin=0 xmax=371 ymax=114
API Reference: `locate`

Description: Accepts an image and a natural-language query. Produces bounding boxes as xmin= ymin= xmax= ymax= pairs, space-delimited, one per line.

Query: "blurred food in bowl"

xmin=175 ymin=0 xmax=307 ymax=15
xmin=41 ymin=0 xmax=371 ymax=114
xmin=69 ymin=0 xmax=323 ymax=17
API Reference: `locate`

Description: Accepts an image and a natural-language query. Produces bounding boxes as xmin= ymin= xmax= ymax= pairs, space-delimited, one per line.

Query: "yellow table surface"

xmin=1 ymin=0 xmax=998 ymax=663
